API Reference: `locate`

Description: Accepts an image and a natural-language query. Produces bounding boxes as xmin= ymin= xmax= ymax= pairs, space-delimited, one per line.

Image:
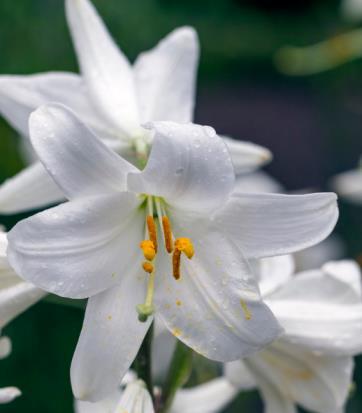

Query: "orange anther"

xmin=174 ymin=238 xmax=194 ymax=259
xmin=146 ymin=215 xmax=158 ymax=253
xmin=172 ymin=249 xmax=181 ymax=280
xmin=142 ymin=261 xmax=154 ymax=274
xmin=162 ymin=216 xmax=174 ymax=253
xmin=140 ymin=240 xmax=156 ymax=261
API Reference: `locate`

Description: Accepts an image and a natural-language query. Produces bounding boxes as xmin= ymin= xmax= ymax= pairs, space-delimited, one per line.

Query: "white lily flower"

xmin=223 ymin=258 xmax=362 ymax=413
xmin=6 ymin=103 xmax=339 ymax=401
xmin=342 ymin=0 xmax=362 ymax=21
xmin=331 ymin=162 xmax=362 ymax=204
xmin=0 ymin=0 xmax=270 ymax=214
xmin=76 ymin=380 xmax=154 ymax=413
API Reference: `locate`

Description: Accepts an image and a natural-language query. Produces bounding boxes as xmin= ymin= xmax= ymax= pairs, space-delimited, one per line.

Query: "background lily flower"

xmin=0 ymin=0 xmax=270 ymax=215
xmin=75 ymin=380 xmax=154 ymax=413
xmin=331 ymin=160 xmax=362 ymax=204
xmin=6 ymin=103 xmax=339 ymax=402
xmin=189 ymin=258 xmax=362 ymax=413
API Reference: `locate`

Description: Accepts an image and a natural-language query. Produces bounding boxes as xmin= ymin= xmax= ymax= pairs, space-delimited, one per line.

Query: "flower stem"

xmin=134 ymin=322 xmax=154 ymax=403
xmin=159 ymin=341 xmax=193 ymax=413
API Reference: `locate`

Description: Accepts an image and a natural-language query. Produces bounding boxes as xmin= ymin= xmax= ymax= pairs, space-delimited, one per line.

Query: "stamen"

xmin=162 ymin=216 xmax=174 ymax=253
xmin=140 ymin=240 xmax=156 ymax=261
xmin=172 ymin=249 xmax=181 ymax=280
xmin=136 ymin=270 xmax=156 ymax=322
xmin=142 ymin=261 xmax=154 ymax=274
xmin=172 ymin=238 xmax=194 ymax=280
xmin=146 ymin=215 xmax=158 ymax=253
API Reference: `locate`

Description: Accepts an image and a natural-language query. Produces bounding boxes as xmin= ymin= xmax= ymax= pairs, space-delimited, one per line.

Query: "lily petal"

xmin=71 ymin=281 xmax=151 ymax=402
xmin=331 ymin=167 xmax=362 ymax=204
xmin=0 ymin=337 xmax=11 ymax=359
xmin=29 ymin=104 xmax=137 ymax=199
xmin=134 ymin=27 xmax=199 ymax=123
xmin=0 ymin=282 xmax=46 ymax=329
xmin=0 ymin=162 xmax=64 ymax=214
xmin=221 ymin=136 xmax=272 ymax=174
xmin=246 ymin=341 xmax=353 ymax=413
xmin=0 ymin=72 xmax=117 ymax=140
xmin=7 ymin=193 xmax=143 ymax=299
xmin=215 ymin=192 xmax=338 ymax=259
xmin=251 ymin=255 xmax=295 ymax=298
xmin=171 ymin=378 xmax=237 ymax=413
xmin=0 ymin=387 xmax=21 ymax=404
xmin=322 ymin=260 xmax=362 ymax=297
xmin=156 ymin=213 xmax=282 ymax=361
xmin=224 ymin=360 xmax=257 ymax=390
xmin=128 ymin=122 xmax=235 ymax=212
xmin=267 ymin=262 xmax=362 ymax=355
xmin=65 ymin=0 xmax=140 ymax=137
xmin=115 ymin=381 xmax=154 ymax=413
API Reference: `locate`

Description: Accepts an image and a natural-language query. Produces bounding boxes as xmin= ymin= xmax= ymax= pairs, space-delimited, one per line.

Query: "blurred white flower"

xmin=0 ymin=0 xmax=270 ymax=214
xmin=331 ymin=162 xmax=362 ymax=204
xmin=7 ymin=103 xmax=339 ymax=402
xmin=0 ymin=335 xmax=20 ymax=404
xmin=197 ymin=258 xmax=362 ymax=413
xmin=342 ymin=0 xmax=362 ymax=21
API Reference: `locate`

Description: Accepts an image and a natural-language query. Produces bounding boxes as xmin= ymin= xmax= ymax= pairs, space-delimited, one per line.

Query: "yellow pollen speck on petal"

xmin=140 ymin=240 xmax=156 ymax=261
xmin=172 ymin=328 xmax=182 ymax=337
xmin=175 ymin=238 xmax=194 ymax=259
xmin=176 ymin=300 xmax=182 ymax=306
xmin=162 ymin=216 xmax=174 ymax=253
xmin=107 ymin=315 xmax=112 ymax=320
xmin=146 ymin=215 xmax=158 ymax=253
xmin=142 ymin=261 xmax=154 ymax=274
xmin=240 ymin=299 xmax=252 ymax=320
xmin=111 ymin=272 xmax=116 ymax=278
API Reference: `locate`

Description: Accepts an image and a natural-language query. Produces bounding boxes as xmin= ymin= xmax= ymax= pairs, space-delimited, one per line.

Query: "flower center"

xmin=136 ymin=197 xmax=195 ymax=322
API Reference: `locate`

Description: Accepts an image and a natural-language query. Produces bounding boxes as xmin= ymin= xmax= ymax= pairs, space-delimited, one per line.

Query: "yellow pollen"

xmin=162 ymin=216 xmax=174 ymax=253
xmin=140 ymin=240 xmax=156 ymax=261
xmin=146 ymin=215 xmax=158 ymax=253
xmin=142 ymin=261 xmax=154 ymax=274
xmin=175 ymin=238 xmax=194 ymax=259
xmin=176 ymin=300 xmax=182 ymax=306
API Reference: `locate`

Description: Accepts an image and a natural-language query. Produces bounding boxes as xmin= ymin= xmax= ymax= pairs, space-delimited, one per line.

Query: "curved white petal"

xmin=0 ymin=282 xmax=46 ymax=329
xmin=224 ymin=361 xmax=257 ymax=390
xmin=75 ymin=396 xmax=117 ymax=413
xmin=246 ymin=341 xmax=353 ymax=413
xmin=29 ymin=104 xmax=137 ymax=199
xmin=0 ymin=337 xmax=11 ymax=359
xmin=233 ymin=171 xmax=283 ymax=195
xmin=65 ymin=0 xmax=139 ymax=137
xmin=251 ymin=255 xmax=295 ymax=298
xmin=134 ymin=27 xmax=199 ymax=123
xmin=215 ymin=192 xmax=338 ymax=259
xmin=221 ymin=136 xmax=272 ymax=175
xmin=0 ymin=387 xmax=21 ymax=404
xmin=71 ymin=280 xmax=151 ymax=402
xmin=128 ymin=122 xmax=235 ymax=212
xmin=8 ymin=193 xmax=143 ymax=299
xmin=171 ymin=378 xmax=237 ymax=413
xmin=268 ymin=263 xmax=362 ymax=355
xmin=331 ymin=168 xmax=362 ymax=204
xmin=115 ymin=381 xmax=154 ymax=413
xmin=0 ymin=72 xmax=117 ymax=140
xmin=322 ymin=260 xmax=362 ymax=297
xmin=156 ymin=212 xmax=282 ymax=361
xmin=0 ymin=162 xmax=64 ymax=214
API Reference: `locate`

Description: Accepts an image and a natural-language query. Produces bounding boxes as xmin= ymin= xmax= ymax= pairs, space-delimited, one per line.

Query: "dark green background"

xmin=0 ymin=0 xmax=361 ymax=411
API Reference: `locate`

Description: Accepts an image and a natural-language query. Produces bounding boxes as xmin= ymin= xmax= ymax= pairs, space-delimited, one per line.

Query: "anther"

xmin=175 ymin=238 xmax=194 ymax=259
xmin=146 ymin=215 xmax=158 ymax=253
xmin=140 ymin=240 xmax=156 ymax=261
xmin=162 ymin=216 xmax=174 ymax=253
xmin=172 ymin=249 xmax=181 ymax=280
xmin=142 ymin=261 xmax=154 ymax=274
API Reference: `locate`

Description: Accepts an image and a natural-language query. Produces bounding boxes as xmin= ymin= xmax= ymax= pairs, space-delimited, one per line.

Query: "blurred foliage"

xmin=0 ymin=0 xmax=361 ymax=412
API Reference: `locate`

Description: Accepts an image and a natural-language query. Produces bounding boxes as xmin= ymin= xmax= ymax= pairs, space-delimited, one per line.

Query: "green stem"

xmin=159 ymin=341 xmax=193 ymax=413
xmin=134 ymin=322 xmax=154 ymax=402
